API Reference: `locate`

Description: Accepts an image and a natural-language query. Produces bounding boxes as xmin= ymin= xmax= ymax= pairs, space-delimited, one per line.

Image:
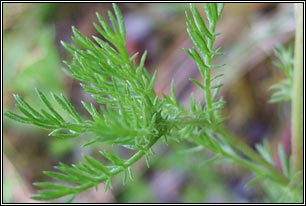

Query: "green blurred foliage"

xmin=3 ymin=3 xmax=68 ymax=202
xmin=3 ymin=3 xmax=64 ymax=100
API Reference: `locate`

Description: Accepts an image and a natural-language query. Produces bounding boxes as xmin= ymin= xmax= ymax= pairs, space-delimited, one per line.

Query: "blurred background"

xmin=3 ymin=3 xmax=295 ymax=203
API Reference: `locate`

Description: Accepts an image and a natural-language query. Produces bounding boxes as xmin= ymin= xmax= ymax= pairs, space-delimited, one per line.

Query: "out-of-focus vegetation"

xmin=3 ymin=3 xmax=296 ymax=203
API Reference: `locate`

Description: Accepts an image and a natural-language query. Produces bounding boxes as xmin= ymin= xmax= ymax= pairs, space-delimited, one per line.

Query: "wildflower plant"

xmin=5 ymin=3 xmax=303 ymax=202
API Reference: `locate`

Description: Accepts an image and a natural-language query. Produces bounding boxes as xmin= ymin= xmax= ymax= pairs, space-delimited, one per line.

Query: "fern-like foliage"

xmin=185 ymin=3 xmax=225 ymax=123
xmin=269 ymin=45 xmax=294 ymax=103
xmin=166 ymin=3 xmax=290 ymax=188
xmin=5 ymin=4 xmax=166 ymax=201
xmin=5 ymin=3 xmax=294 ymax=202
xmin=161 ymin=4 xmax=226 ymax=142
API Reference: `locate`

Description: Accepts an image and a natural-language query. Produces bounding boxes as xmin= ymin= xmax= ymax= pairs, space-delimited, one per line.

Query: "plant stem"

xmin=218 ymin=126 xmax=289 ymax=185
xmin=205 ymin=36 xmax=216 ymax=123
xmin=171 ymin=116 xmax=289 ymax=184
xmin=205 ymin=57 xmax=214 ymax=122
xmin=73 ymin=133 xmax=163 ymax=195
xmin=291 ymin=3 xmax=303 ymax=172
xmin=125 ymin=133 xmax=162 ymax=167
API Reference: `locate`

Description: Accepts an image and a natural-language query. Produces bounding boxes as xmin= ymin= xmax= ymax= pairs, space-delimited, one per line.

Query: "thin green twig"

xmin=291 ymin=3 xmax=303 ymax=172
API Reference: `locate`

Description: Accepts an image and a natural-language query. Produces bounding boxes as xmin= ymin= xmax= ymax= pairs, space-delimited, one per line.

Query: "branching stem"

xmin=218 ymin=126 xmax=289 ymax=185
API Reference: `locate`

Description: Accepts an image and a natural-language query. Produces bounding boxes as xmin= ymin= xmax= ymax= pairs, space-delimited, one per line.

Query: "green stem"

xmin=173 ymin=114 xmax=289 ymax=184
xmin=291 ymin=3 xmax=303 ymax=172
xmin=177 ymin=112 xmax=289 ymax=185
xmin=218 ymin=126 xmax=289 ymax=185
xmin=124 ymin=133 xmax=162 ymax=166
xmin=205 ymin=37 xmax=216 ymax=123
xmin=205 ymin=60 xmax=214 ymax=122
xmin=73 ymin=133 xmax=162 ymax=196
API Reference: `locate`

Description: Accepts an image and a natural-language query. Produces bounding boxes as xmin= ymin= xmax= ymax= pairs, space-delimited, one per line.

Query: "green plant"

xmin=5 ymin=3 xmax=303 ymax=203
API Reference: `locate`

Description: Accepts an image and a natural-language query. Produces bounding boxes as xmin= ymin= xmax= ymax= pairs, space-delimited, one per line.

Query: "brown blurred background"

xmin=3 ymin=3 xmax=295 ymax=203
